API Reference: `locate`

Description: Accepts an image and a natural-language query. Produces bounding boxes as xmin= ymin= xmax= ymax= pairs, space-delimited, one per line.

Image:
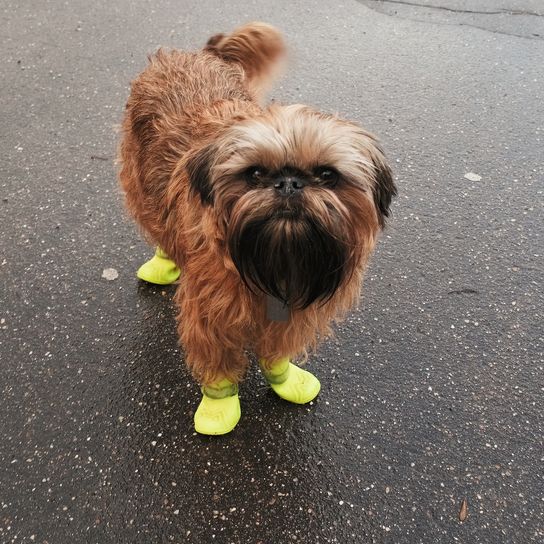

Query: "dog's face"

xmin=186 ymin=104 xmax=396 ymax=309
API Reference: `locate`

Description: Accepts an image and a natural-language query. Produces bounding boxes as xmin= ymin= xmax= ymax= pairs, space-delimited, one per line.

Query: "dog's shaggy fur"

xmin=118 ymin=23 xmax=396 ymax=385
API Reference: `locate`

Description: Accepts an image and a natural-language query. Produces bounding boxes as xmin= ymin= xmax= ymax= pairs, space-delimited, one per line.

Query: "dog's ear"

xmin=185 ymin=143 xmax=217 ymax=205
xmin=369 ymin=145 xmax=396 ymax=228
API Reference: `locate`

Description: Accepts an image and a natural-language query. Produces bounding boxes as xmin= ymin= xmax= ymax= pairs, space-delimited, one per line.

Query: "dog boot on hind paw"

xmin=136 ymin=247 xmax=181 ymax=285
xmin=259 ymin=357 xmax=321 ymax=404
xmin=194 ymin=380 xmax=241 ymax=435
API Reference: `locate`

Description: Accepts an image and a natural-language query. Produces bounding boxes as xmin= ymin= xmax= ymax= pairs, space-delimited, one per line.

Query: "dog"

xmin=118 ymin=22 xmax=396 ymax=434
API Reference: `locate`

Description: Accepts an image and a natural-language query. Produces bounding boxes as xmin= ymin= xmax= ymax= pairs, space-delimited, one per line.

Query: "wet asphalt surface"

xmin=1 ymin=0 xmax=543 ymax=543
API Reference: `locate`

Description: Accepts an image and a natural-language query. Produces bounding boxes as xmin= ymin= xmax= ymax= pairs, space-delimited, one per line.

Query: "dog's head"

xmin=185 ymin=104 xmax=396 ymax=309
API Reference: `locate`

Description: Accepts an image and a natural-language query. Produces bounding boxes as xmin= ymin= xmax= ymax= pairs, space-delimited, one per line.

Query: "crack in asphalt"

xmin=366 ymin=0 xmax=543 ymax=17
xmin=359 ymin=0 xmax=544 ymax=40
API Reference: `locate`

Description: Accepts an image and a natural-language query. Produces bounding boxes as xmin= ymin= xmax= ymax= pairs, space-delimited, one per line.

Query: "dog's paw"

xmin=136 ymin=248 xmax=181 ymax=285
xmin=266 ymin=363 xmax=321 ymax=404
xmin=194 ymin=394 xmax=241 ymax=435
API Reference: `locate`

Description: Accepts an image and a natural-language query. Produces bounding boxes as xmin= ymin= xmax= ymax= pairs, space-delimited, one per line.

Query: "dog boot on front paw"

xmin=137 ymin=247 xmax=181 ymax=285
xmin=194 ymin=380 xmax=241 ymax=435
xmin=259 ymin=357 xmax=321 ymax=404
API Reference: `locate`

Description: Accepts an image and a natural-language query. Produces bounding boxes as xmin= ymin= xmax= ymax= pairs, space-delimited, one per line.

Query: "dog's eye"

xmin=245 ymin=166 xmax=267 ymax=182
xmin=314 ymin=167 xmax=339 ymax=185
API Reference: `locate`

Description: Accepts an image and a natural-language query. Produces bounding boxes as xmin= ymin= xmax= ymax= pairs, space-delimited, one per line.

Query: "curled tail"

xmin=205 ymin=22 xmax=286 ymax=100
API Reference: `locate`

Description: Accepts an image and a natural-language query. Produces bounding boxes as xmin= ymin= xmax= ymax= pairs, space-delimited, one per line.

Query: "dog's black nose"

xmin=274 ymin=177 xmax=305 ymax=196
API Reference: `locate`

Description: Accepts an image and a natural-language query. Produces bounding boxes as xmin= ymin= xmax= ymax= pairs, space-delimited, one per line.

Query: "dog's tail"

xmin=205 ymin=22 xmax=286 ymax=100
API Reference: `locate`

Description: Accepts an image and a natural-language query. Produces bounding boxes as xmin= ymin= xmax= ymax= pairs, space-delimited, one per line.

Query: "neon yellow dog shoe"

xmin=194 ymin=380 xmax=241 ymax=435
xmin=259 ymin=357 xmax=321 ymax=404
xmin=136 ymin=247 xmax=181 ymax=285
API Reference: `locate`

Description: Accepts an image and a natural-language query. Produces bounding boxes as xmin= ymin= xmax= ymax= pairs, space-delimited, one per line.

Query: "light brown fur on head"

xmin=118 ymin=22 xmax=396 ymax=385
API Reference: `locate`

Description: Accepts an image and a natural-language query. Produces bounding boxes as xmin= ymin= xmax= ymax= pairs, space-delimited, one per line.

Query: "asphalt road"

xmin=1 ymin=1 xmax=543 ymax=543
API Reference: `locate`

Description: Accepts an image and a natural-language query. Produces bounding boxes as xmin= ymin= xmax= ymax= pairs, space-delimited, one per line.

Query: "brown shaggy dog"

xmin=118 ymin=23 xmax=396 ymax=387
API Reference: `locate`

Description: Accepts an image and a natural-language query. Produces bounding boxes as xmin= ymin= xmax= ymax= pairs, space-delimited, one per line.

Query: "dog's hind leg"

xmin=136 ymin=247 xmax=181 ymax=285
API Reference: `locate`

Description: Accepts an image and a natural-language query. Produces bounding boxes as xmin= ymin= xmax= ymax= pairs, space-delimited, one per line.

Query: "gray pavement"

xmin=1 ymin=1 xmax=543 ymax=542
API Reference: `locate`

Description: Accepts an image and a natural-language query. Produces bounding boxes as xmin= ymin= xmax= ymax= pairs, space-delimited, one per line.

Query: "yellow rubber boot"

xmin=137 ymin=247 xmax=181 ymax=285
xmin=259 ymin=357 xmax=321 ymax=404
xmin=194 ymin=379 xmax=241 ymax=435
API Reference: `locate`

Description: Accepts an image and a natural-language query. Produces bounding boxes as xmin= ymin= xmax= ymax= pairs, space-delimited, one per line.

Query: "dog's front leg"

xmin=257 ymin=322 xmax=321 ymax=405
xmin=258 ymin=356 xmax=321 ymax=405
xmin=176 ymin=288 xmax=248 ymax=435
xmin=194 ymin=377 xmax=241 ymax=436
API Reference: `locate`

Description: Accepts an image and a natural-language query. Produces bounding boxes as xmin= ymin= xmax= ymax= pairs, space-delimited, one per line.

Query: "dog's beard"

xmin=226 ymin=189 xmax=359 ymax=310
